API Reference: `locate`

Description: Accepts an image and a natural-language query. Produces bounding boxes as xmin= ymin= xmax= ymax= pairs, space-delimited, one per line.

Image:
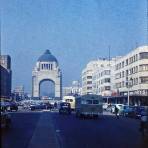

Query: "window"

xmin=140 ymin=77 xmax=148 ymax=84
xmin=139 ymin=52 xmax=148 ymax=59
xmin=135 ymin=54 xmax=138 ymax=61
xmin=51 ymin=64 xmax=53 ymax=70
xmin=87 ymin=81 xmax=92 ymax=84
xmin=122 ymin=81 xmax=124 ymax=87
xmin=122 ymin=61 xmax=124 ymax=67
xmin=122 ymin=71 xmax=124 ymax=77
xmin=104 ymin=78 xmax=110 ymax=83
xmin=87 ymin=76 xmax=92 ymax=79
xmin=93 ymin=100 xmax=99 ymax=104
xmin=126 ymin=70 xmax=128 ymax=76
xmin=81 ymin=100 xmax=92 ymax=105
xmin=104 ymin=70 xmax=110 ymax=75
xmin=126 ymin=59 xmax=128 ymax=65
xmin=105 ymin=86 xmax=111 ymax=90
xmin=87 ymin=87 xmax=92 ymax=90
xmin=135 ymin=66 xmax=138 ymax=73
xmin=139 ymin=64 xmax=148 ymax=72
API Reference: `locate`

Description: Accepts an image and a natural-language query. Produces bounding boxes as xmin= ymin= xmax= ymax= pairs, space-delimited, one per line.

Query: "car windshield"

xmin=61 ymin=103 xmax=69 ymax=106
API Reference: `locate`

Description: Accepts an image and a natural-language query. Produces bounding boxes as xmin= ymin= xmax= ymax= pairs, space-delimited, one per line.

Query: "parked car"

xmin=59 ymin=102 xmax=71 ymax=114
xmin=120 ymin=105 xmax=136 ymax=118
xmin=134 ymin=106 xmax=145 ymax=119
xmin=9 ymin=103 xmax=18 ymax=111
xmin=1 ymin=106 xmax=11 ymax=128
xmin=30 ymin=103 xmax=46 ymax=111
xmin=139 ymin=106 xmax=148 ymax=138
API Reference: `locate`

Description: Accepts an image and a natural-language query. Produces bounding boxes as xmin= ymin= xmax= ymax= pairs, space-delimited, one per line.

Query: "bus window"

xmin=70 ymin=99 xmax=73 ymax=102
xmin=86 ymin=100 xmax=93 ymax=104
xmin=93 ymin=100 xmax=99 ymax=104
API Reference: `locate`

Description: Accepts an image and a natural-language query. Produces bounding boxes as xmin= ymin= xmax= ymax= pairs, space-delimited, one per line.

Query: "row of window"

xmin=97 ymin=86 xmax=111 ymax=92
xmin=115 ymin=66 xmax=139 ymax=79
xmin=41 ymin=64 xmax=53 ymax=70
xmin=115 ymin=54 xmax=138 ymax=70
xmin=115 ymin=52 xmax=148 ymax=71
xmin=115 ymin=76 xmax=148 ymax=88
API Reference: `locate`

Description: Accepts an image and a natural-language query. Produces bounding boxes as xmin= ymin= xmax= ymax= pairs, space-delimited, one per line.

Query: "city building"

xmin=0 ymin=55 xmax=12 ymax=99
xmin=92 ymin=58 xmax=119 ymax=96
xmin=32 ymin=50 xmax=62 ymax=99
xmin=13 ymin=85 xmax=24 ymax=100
xmin=81 ymin=45 xmax=148 ymax=97
xmin=82 ymin=59 xmax=111 ymax=95
xmin=113 ymin=45 xmax=148 ymax=96
xmin=63 ymin=81 xmax=82 ymax=96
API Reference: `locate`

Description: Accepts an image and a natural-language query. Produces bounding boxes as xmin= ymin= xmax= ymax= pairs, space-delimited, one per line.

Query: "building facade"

xmin=32 ymin=50 xmax=62 ymax=99
xmin=92 ymin=58 xmax=118 ymax=96
xmin=113 ymin=46 xmax=148 ymax=96
xmin=82 ymin=59 xmax=111 ymax=95
xmin=63 ymin=81 xmax=82 ymax=96
xmin=0 ymin=55 xmax=12 ymax=99
xmin=81 ymin=45 xmax=148 ymax=97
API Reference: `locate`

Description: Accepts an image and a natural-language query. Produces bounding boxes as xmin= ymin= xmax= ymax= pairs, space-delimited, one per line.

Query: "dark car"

xmin=1 ymin=106 xmax=11 ymax=128
xmin=30 ymin=103 xmax=46 ymax=111
xmin=120 ymin=106 xmax=136 ymax=118
xmin=59 ymin=102 xmax=71 ymax=114
xmin=134 ymin=106 xmax=145 ymax=119
xmin=9 ymin=103 xmax=18 ymax=111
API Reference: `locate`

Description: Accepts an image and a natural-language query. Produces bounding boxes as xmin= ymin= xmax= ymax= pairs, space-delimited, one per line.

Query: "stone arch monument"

xmin=32 ymin=50 xmax=62 ymax=98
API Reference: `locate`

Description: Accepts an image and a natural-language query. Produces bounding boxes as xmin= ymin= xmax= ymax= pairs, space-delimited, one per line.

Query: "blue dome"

xmin=38 ymin=50 xmax=58 ymax=63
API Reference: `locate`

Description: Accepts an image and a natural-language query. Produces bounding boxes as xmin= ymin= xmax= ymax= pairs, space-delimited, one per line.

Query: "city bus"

xmin=75 ymin=94 xmax=103 ymax=118
xmin=62 ymin=95 xmax=76 ymax=110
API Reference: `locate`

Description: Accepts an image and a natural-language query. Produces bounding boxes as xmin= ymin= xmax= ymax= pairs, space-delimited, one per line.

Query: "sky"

xmin=1 ymin=0 xmax=148 ymax=93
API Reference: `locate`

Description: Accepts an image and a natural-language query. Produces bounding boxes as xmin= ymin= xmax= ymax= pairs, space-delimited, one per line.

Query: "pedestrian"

xmin=54 ymin=102 xmax=57 ymax=109
xmin=115 ymin=105 xmax=119 ymax=119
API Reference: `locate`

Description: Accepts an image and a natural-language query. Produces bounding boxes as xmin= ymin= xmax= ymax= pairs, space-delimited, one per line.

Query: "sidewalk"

xmin=28 ymin=112 xmax=59 ymax=148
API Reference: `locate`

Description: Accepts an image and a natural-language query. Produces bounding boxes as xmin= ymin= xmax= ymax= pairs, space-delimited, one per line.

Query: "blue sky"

xmin=1 ymin=0 xmax=148 ymax=93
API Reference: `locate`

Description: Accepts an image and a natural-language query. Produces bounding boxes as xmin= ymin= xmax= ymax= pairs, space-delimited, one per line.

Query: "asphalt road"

xmin=1 ymin=111 xmax=148 ymax=148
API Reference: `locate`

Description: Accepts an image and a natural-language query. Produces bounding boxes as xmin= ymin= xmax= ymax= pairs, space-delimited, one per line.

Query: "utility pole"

xmin=146 ymin=0 xmax=148 ymax=44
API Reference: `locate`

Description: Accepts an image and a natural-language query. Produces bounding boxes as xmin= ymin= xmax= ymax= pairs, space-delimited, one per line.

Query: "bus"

xmin=62 ymin=95 xmax=76 ymax=110
xmin=75 ymin=94 xmax=103 ymax=118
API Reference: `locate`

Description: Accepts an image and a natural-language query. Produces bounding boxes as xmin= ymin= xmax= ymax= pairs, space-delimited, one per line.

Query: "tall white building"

xmin=82 ymin=59 xmax=112 ymax=95
xmin=81 ymin=45 xmax=148 ymax=97
xmin=113 ymin=46 xmax=148 ymax=96
xmin=92 ymin=58 xmax=119 ymax=96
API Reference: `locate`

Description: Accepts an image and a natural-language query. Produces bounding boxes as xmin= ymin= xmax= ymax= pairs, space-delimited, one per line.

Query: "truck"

xmin=75 ymin=94 xmax=103 ymax=118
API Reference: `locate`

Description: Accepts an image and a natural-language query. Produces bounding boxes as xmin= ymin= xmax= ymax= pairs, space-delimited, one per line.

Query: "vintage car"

xmin=1 ymin=106 xmax=11 ymax=128
xmin=59 ymin=102 xmax=71 ymax=114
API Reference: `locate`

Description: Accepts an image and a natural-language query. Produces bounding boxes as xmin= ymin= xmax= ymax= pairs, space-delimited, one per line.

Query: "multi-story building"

xmin=81 ymin=45 xmax=148 ymax=97
xmin=13 ymin=85 xmax=24 ymax=99
xmin=0 ymin=55 xmax=12 ymax=99
xmin=92 ymin=58 xmax=119 ymax=96
xmin=63 ymin=81 xmax=82 ymax=96
xmin=113 ymin=46 xmax=148 ymax=96
xmin=82 ymin=59 xmax=111 ymax=95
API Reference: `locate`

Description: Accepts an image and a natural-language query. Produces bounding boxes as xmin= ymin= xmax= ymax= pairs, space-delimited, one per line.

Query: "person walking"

xmin=115 ymin=105 xmax=119 ymax=119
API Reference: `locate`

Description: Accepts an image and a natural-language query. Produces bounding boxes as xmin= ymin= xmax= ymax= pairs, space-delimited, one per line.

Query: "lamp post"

xmin=126 ymin=78 xmax=133 ymax=106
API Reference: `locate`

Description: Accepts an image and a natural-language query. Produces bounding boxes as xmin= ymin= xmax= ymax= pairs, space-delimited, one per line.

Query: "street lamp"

xmin=126 ymin=78 xmax=133 ymax=106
